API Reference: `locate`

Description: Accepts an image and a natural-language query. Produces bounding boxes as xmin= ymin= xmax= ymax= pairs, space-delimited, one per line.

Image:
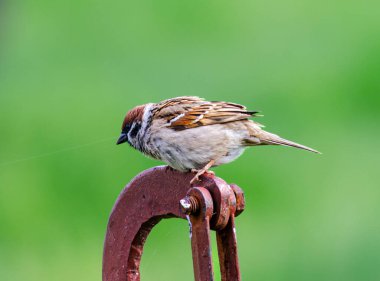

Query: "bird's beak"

xmin=116 ymin=133 xmax=128 ymax=145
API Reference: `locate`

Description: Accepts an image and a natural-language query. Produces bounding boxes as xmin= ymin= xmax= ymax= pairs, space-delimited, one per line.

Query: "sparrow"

xmin=117 ymin=96 xmax=319 ymax=183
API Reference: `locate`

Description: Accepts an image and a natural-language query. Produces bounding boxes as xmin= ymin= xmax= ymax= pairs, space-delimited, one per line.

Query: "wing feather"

xmin=153 ymin=96 xmax=260 ymax=130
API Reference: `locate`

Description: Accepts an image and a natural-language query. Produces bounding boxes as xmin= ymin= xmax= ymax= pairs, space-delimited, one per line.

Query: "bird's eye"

xmin=124 ymin=124 xmax=131 ymax=133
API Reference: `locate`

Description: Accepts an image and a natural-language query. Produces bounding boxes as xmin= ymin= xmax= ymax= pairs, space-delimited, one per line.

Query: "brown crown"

xmin=121 ymin=105 xmax=145 ymax=130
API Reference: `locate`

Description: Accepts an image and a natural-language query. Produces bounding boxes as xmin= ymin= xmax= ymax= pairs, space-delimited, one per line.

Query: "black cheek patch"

xmin=129 ymin=122 xmax=142 ymax=139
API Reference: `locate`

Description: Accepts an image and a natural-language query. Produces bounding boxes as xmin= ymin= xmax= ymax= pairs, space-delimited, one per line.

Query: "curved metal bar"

xmin=103 ymin=166 xmax=193 ymax=281
xmin=103 ymin=166 xmax=245 ymax=281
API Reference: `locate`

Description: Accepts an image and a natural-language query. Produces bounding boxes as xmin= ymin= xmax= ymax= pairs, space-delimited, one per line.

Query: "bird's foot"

xmin=190 ymin=160 xmax=215 ymax=184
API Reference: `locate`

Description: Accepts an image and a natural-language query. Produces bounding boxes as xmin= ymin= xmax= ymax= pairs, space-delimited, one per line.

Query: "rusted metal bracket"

xmin=103 ymin=166 xmax=245 ymax=281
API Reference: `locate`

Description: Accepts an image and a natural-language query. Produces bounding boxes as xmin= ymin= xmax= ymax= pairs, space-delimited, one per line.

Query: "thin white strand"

xmin=0 ymin=136 xmax=115 ymax=167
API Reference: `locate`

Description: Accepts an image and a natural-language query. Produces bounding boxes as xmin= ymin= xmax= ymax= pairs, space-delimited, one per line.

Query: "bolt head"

xmin=180 ymin=198 xmax=192 ymax=214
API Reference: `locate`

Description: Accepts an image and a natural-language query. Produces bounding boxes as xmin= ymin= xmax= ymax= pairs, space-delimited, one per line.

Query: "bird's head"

xmin=116 ymin=104 xmax=146 ymax=146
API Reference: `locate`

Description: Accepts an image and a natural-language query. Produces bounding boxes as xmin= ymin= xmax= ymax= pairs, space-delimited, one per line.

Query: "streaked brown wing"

xmin=154 ymin=96 xmax=259 ymax=130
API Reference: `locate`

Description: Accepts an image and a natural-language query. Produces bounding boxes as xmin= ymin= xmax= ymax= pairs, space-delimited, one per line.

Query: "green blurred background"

xmin=1 ymin=1 xmax=379 ymax=280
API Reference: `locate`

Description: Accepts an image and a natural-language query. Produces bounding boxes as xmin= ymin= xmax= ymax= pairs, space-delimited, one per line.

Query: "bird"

xmin=116 ymin=96 xmax=319 ymax=183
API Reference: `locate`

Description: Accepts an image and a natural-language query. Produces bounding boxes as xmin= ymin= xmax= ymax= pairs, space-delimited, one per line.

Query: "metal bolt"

xmin=180 ymin=196 xmax=199 ymax=215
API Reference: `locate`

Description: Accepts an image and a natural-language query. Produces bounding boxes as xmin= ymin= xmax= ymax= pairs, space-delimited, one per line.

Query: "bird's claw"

xmin=190 ymin=169 xmax=215 ymax=184
xmin=190 ymin=160 xmax=216 ymax=184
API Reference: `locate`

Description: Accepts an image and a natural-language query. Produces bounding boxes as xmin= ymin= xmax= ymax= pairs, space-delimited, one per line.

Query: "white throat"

xmin=141 ymin=103 xmax=153 ymax=133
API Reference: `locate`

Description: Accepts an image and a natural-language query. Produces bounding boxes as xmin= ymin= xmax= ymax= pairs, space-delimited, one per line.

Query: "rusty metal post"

xmin=184 ymin=187 xmax=214 ymax=281
xmin=215 ymin=184 xmax=245 ymax=281
xmin=103 ymin=166 xmax=245 ymax=281
xmin=188 ymin=177 xmax=245 ymax=281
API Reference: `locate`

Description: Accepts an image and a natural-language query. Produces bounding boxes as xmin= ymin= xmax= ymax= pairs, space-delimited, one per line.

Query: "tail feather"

xmin=262 ymin=137 xmax=320 ymax=154
xmin=245 ymin=128 xmax=321 ymax=154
